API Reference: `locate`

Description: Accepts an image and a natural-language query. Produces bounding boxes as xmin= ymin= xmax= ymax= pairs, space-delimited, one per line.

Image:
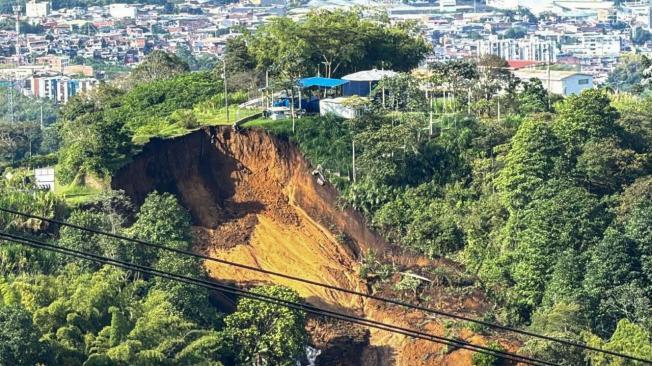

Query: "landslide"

xmin=112 ymin=127 xmax=518 ymax=366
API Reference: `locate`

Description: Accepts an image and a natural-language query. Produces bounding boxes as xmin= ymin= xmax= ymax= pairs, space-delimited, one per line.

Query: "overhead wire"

xmin=0 ymin=231 xmax=558 ymax=366
xmin=1 ymin=207 xmax=651 ymax=365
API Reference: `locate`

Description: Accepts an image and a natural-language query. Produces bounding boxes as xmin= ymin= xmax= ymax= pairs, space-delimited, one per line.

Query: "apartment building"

xmin=561 ymin=33 xmax=622 ymax=57
xmin=29 ymin=75 xmax=98 ymax=103
xmin=477 ymin=36 xmax=557 ymax=62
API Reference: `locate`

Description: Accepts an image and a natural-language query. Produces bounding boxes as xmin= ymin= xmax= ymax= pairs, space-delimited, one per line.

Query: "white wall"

xmin=26 ymin=2 xmax=50 ymax=18
xmin=320 ymin=99 xmax=360 ymax=119
xmin=109 ymin=4 xmax=137 ymax=18
xmin=561 ymin=74 xmax=593 ymax=95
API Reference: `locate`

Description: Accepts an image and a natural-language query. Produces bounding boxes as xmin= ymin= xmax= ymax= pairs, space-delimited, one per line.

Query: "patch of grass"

xmin=242 ymin=118 xmax=281 ymax=128
xmin=195 ymin=107 xmax=262 ymax=126
xmin=131 ymin=107 xmax=263 ymax=144
xmin=56 ymin=182 xmax=103 ymax=206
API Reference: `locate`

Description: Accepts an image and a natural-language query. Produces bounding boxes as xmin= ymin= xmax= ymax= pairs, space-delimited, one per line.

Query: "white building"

xmin=320 ymin=97 xmax=367 ymax=119
xmin=561 ymin=33 xmax=622 ymax=57
xmin=439 ymin=0 xmax=456 ymax=12
xmin=513 ymin=70 xmax=593 ymax=96
xmin=486 ymin=0 xmax=554 ymax=14
xmin=486 ymin=0 xmax=521 ymax=9
xmin=25 ymin=0 xmax=50 ymax=18
xmin=34 ymin=167 xmax=55 ymax=192
xmin=478 ymin=36 xmax=557 ymax=62
xmin=109 ymin=4 xmax=138 ymax=19
xmin=622 ymin=2 xmax=652 ymax=29
xmin=29 ymin=75 xmax=99 ymax=103
xmin=488 ymin=0 xmax=613 ymax=14
xmin=552 ymin=0 xmax=614 ymax=13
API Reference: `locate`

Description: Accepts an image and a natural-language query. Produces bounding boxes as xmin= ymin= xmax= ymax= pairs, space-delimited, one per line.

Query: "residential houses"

xmin=2 ymin=0 xmax=652 ymax=102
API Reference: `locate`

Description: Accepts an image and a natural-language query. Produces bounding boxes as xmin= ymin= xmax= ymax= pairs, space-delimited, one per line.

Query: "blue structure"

xmin=298 ymin=77 xmax=349 ymax=88
xmin=292 ymin=77 xmax=349 ymax=113
xmin=341 ymin=69 xmax=398 ymax=97
xmin=342 ymin=81 xmax=372 ymax=97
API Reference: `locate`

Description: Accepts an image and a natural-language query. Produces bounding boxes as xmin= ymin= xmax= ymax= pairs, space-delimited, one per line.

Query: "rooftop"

xmin=513 ymin=69 xmax=593 ymax=81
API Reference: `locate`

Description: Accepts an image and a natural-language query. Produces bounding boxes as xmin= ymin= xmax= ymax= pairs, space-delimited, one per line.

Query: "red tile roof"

xmin=507 ymin=60 xmax=540 ymax=69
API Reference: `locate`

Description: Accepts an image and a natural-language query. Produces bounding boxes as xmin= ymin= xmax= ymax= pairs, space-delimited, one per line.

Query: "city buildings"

xmin=1 ymin=0 xmax=651 ymax=102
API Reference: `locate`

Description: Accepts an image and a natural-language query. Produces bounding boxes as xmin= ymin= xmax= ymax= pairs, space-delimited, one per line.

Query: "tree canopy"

xmin=227 ymin=9 xmax=430 ymax=79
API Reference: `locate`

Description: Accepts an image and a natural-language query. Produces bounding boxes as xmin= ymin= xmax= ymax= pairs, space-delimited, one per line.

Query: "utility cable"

xmin=2 ymin=207 xmax=651 ymax=365
xmin=0 ymin=231 xmax=558 ymax=366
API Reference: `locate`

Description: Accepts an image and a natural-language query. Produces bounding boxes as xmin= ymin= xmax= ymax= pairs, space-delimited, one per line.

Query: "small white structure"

xmin=109 ymin=4 xmax=138 ymax=19
xmin=268 ymin=106 xmax=290 ymax=120
xmin=439 ymin=0 xmax=456 ymax=11
xmin=34 ymin=167 xmax=55 ymax=192
xmin=513 ymin=70 xmax=593 ymax=96
xmin=26 ymin=0 xmax=50 ymax=18
xmin=320 ymin=97 xmax=366 ymax=119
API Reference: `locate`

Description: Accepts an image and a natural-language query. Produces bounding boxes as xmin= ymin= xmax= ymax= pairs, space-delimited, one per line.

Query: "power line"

xmin=0 ymin=231 xmax=556 ymax=366
xmin=2 ymin=207 xmax=651 ymax=365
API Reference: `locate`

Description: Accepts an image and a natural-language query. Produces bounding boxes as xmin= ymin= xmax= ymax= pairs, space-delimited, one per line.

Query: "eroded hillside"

xmin=112 ymin=127 xmax=517 ymax=366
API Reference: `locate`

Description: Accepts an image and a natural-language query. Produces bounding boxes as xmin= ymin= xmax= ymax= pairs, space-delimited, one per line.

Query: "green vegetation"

xmin=226 ymin=9 xmax=431 ymax=79
xmin=607 ymin=53 xmax=651 ymax=94
xmin=55 ymin=180 xmax=103 ymax=206
xmin=130 ymin=50 xmax=191 ymax=84
xmin=0 ymin=19 xmax=44 ymax=33
xmin=252 ymin=68 xmax=652 ymax=363
xmin=56 ymin=67 xmax=225 ymax=183
xmin=0 ymin=13 xmax=650 ymax=361
xmin=72 ymin=58 xmax=131 ymax=79
xmin=0 ymin=190 xmax=307 ymax=366
xmin=0 ymin=87 xmax=59 ymax=168
xmin=472 ymin=341 xmax=507 ymax=366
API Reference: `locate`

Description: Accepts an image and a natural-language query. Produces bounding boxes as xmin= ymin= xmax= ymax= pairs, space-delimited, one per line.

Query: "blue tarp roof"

xmin=299 ymin=77 xmax=349 ymax=88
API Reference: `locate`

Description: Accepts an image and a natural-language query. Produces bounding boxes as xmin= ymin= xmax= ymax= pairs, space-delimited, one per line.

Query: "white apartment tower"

xmin=477 ymin=36 xmax=557 ymax=62
xmin=26 ymin=0 xmax=51 ymax=18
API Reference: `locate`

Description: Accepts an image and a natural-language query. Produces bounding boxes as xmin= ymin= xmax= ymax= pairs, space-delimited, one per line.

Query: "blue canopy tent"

xmin=297 ymin=77 xmax=349 ymax=113
xmin=299 ymin=77 xmax=349 ymax=88
xmin=273 ymin=77 xmax=349 ymax=113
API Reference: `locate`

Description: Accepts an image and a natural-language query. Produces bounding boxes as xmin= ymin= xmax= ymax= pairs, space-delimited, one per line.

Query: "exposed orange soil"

xmin=112 ymin=127 xmax=520 ymax=366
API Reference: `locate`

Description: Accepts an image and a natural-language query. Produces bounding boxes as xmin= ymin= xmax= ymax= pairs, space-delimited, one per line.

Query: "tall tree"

xmin=0 ymin=306 xmax=49 ymax=366
xmin=586 ymin=319 xmax=652 ymax=365
xmin=223 ymin=286 xmax=307 ymax=366
xmin=497 ymin=117 xmax=563 ymax=212
xmin=552 ymin=89 xmax=620 ymax=155
xmin=131 ymin=50 xmax=190 ymax=84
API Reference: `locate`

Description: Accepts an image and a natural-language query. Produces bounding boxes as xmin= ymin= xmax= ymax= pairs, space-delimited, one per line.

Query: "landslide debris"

xmin=113 ymin=127 xmax=517 ymax=366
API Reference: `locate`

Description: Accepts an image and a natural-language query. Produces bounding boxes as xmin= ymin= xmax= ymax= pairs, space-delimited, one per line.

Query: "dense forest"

xmin=264 ymin=82 xmax=652 ymax=365
xmin=1 ymin=9 xmax=651 ymax=366
xmin=0 ymin=189 xmax=307 ymax=365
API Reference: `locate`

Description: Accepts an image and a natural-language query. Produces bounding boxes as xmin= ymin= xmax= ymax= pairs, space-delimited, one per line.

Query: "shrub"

xmin=471 ymin=341 xmax=507 ymax=366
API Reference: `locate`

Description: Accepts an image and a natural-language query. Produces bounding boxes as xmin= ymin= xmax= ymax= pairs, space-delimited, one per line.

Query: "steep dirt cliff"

xmin=112 ymin=127 xmax=516 ymax=366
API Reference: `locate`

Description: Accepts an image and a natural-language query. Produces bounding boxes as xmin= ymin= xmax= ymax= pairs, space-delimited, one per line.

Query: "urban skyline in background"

xmin=0 ymin=0 xmax=650 ymax=107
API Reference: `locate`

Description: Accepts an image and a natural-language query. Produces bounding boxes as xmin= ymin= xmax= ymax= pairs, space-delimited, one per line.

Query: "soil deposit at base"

xmin=113 ymin=127 xmax=512 ymax=366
